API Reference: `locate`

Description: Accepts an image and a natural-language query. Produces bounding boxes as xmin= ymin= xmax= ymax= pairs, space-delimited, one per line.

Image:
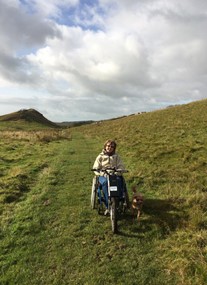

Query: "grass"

xmin=0 ymin=99 xmax=207 ymax=284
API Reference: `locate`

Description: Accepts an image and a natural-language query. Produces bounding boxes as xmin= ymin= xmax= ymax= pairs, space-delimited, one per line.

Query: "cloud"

xmin=0 ymin=0 xmax=206 ymax=121
xmin=0 ymin=1 xmax=58 ymax=52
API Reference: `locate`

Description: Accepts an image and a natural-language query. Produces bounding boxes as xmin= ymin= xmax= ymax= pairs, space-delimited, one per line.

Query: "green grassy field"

xmin=0 ymin=100 xmax=207 ymax=284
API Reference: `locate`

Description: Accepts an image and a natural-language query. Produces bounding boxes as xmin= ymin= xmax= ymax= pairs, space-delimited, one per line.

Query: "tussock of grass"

xmin=0 ymin=129 xmax=71 ymax=142
xmin=157 ymin=230 xmax=207 ymax=284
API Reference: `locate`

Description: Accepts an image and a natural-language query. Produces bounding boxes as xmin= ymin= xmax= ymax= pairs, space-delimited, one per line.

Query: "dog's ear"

xmin=132 ymin=186 xmax=137 ymax=194
xmin=138 ymin=193 xmax=144 ymax=200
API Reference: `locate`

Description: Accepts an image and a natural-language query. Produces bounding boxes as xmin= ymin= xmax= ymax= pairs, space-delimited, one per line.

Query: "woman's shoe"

xmin=104 ymin=209 xmax=110 ymax=216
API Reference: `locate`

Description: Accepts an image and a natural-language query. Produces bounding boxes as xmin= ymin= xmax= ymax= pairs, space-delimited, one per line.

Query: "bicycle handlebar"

xmin=91 ymin=168 xmax=128 ymax=174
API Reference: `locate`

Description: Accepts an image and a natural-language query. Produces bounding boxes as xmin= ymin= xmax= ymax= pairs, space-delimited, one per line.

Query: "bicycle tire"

xmin=110 ymin=197 xmax=118 ymax=233
xmin=91 ymin=176 xmax=97 ymax=209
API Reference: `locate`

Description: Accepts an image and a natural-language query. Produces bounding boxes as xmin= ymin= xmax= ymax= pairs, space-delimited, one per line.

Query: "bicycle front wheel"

xmin=110 ymin=197 xmax=118 ymax=233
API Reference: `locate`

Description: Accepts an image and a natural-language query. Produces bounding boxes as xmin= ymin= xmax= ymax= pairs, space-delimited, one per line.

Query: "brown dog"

xmin=131 ymin=186 xmax=144 ymax=221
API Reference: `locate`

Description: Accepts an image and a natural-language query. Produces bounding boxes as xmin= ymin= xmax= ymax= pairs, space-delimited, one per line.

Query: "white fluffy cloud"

xmin=0 ymin=0 xmax=206 ymax=121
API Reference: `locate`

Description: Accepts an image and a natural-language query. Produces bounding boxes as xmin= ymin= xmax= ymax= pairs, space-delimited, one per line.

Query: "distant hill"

xmin=0 ymin=109 xmax=58 ymax=128
xmin=0 ymin=109 xmax=96 ymax=129
xmin=56 ymin=120 xmax=94 ymax=127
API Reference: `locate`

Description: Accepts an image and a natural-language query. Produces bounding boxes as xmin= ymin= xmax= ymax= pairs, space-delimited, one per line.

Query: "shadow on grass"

xmin=118 ymin=198 xmax=186 ymax=238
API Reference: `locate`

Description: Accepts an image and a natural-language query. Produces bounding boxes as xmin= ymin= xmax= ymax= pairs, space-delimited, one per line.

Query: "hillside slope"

xmin=0 ymin=99 xmax=207 ymax=285
xmin=80 ymin=98 xmax=207 ymax=194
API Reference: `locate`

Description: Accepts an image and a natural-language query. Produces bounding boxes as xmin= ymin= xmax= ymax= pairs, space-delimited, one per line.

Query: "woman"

xmin=93 ymin=139 xmax=128 ymax=215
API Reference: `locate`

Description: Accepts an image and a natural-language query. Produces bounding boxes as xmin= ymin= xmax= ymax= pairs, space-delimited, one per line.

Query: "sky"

xmin=0 ymin=0 xmax=206 ymax=122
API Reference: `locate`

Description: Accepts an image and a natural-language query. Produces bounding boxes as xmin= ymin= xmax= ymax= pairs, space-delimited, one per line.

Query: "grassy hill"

xmin=0 ymin=108 xmax=59 ymax=129
xmin=0 ymin=108 xmax=95 ymax=129
xmin=0 ymin=99 xmax=207 ymax=284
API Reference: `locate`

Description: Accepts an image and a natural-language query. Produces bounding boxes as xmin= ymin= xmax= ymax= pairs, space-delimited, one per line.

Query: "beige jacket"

xmin=93 ymin=150 xmax=125 ymax=176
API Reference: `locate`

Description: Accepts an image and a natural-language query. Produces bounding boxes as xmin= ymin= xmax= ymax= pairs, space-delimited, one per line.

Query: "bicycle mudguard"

xmin=108 ymin=175 xmax=120 ymax=197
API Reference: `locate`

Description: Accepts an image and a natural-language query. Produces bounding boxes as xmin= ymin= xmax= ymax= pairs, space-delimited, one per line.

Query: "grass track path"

xmin=0 ymin=134 xmax=190 ymax=285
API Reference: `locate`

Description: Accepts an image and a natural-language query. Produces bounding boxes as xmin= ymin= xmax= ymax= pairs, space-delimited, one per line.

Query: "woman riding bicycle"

xmin=93 ymin=139 xmax=129 ymax=215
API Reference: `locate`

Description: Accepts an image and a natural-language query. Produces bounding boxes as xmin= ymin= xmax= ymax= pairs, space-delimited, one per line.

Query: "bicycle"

xmin=91 ymin=167 xmax=129 ymax=233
